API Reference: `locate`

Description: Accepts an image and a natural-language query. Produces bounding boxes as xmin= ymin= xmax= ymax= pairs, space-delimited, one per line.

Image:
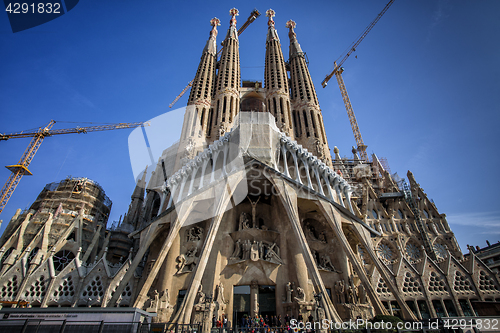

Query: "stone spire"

xmin=182 ymin=18 xmax=220 ymax=145
xmin=212 ymin=8 xmax=241 ymax=139
xmin=264 ymin=9 xmax=293 ymax=138
xmin=188 ymin=18 xmax=219 ymax=106
xmin=286 ymin=20 xmax=332 ymax=166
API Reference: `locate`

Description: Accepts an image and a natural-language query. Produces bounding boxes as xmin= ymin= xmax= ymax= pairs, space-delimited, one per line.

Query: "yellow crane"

xmin=169 ymin=9 xmax=261 ymax=108
xmin=0 ymin=120 xmax=149 ymax=215
xmin=321 ymin=0 xmax=395 ymax=161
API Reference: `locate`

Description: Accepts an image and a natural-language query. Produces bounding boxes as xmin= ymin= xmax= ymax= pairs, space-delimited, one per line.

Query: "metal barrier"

xmin=0 ymin=320 xmax=145 ymax=333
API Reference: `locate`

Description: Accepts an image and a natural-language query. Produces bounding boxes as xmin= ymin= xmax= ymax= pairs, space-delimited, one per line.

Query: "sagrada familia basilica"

xmin=0 ymin=8 xmax=498 ymax=330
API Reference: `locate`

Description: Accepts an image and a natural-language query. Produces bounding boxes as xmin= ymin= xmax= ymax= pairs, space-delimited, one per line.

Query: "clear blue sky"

xmin=1 ymin=0 xmax=499 ymax=252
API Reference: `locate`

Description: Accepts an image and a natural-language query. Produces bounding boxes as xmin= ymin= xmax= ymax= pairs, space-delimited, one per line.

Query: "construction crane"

xmin=169 ymin=9 xmax=261 ymax=108
xmin=0 ymin=120 xmax=149 ymax=215
xmin=321 ymin=0 xmax=395 ymax=161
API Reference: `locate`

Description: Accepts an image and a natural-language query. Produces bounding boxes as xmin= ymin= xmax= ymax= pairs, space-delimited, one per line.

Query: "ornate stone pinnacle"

xmin=229 ymin=8 xmax=239 ymax=27
xmin=285 ymin=20 xmax=296 ymax=29
xmin=229 ymin=8 xmax=239 ymax=16
xmin=266 ymin=9 xmax=275 ymax=26
xmin=210 ymin=17 xmax=221 ymax=27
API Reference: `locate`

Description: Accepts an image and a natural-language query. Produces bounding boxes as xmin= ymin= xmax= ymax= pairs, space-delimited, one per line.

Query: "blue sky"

xmin=1 ymin=0 xmax=499 ymax=252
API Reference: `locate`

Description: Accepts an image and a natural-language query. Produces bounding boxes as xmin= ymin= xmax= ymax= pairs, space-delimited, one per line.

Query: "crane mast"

xmin=169 ymin=9 xmax=260 ymax=108
xmin=321 ymin=0 xmax=395 ymax=161
xmin=0 ymin=120 xmax=148 ymax=215
xmin=334 ymin=64 xmax=368 ymax=161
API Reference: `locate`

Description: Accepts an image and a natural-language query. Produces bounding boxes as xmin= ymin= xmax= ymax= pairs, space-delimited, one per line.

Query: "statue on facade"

xmin=358 ymin=284 xmax=367 ymax=304
xmin=315 ymin=139 xmax=325 ymax=160
xmin=239 ymin=212 xmax=251 ymax=230
xmin=230 ymin=239 xmax=242 ymax=259
xmin=279 ymin=122 xmax=290 ymax=137
xmin=176 ymin=246 xmax=199 ymax=274
xmin=265 ymin=242 xmax=283 ymax=264
xmin=187 ymin=226 xmax=204 ymax=241
xmin=320 ymin=253 xmax=341 ymax=273
xmin=247 ymin=196 xmax=260 ymax=228
xmin=196 ymin=285 xmax=206 ymax=305
xmin=304 ymin=222 xmax=317 ymax=240
xmin=285 ymin=282 xmax=293 ymax=303
xmin=335 ymin=280 xmax=345 ymax=304
xmin=250 ymin=241 xmax=259 ymax=261
xmin=160 ymin=289 xmax=169 ymax=308
xmin=242 ymin=240 xmax=252 ymax=260
xmin=294 ymin=286 xmax=305 ymax=302
xmin=215 ymin=283 xmax=226 ymax=304
xmin=318 ymin=231 xmax=327 ymax=243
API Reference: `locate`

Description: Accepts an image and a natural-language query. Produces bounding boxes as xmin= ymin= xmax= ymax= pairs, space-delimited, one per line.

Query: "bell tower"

xmin=286 ymin=20 xmax=332 ymax=166
xmin=264 ymin=9 xmax=293 ymax=139
xmin=211 ymin=8 xmax=241 ymax=138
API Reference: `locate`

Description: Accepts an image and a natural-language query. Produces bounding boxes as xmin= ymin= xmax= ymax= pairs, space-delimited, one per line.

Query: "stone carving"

xmin=358 ymin=284 xmax=367 ymax=304
xmin=187 ymin=226 xmax=204 ymax=241
xmin=315 ymin=139 xmax=325 ymax=160
xmin=215 ymin=283 xmax=226 ymax=304
xmin=242 ymin=240 xmax=251 ymax=260
xmin=250 ymin=241 xmax=259 ymax=261
xmin=184 ymin=138 xmax=196 ymax=159
xmin=238 ymin=212 xmax=251 ymax=230
xmin=285 ymin=282 xmax=293 ymax=303
xmin=318 ymin=231 xmax=327 ymax=243
xmin=196 ymin=285 xmax=205 ymax=305
xmin=304 ymin=222 xmax=317 ymax=240
xmin=319 ymin=253 xmax=341 ymax=273
xmin=160 ymin=289 xmax=169 ymax=308
xmin=279 ymin=122 xmax=290 ymax=137
xmin=232 ymin=239 xmax=283 ymax=264
xmin=294 ymin=286 xmax=305 ymax=302
xmin=218 ymin=124 xmax=229 ymax=138
xmin=265 ymin=242 xmax=283 ymax=264
xmin=147 ymin=289 xmax=159 ymax=312
xmin=347 ymin=285 xmax=355 ymax=304
xmin=230 ymin=239 xmax=242 ymax=259
xmin=176 ymin=246 xmax=199 ymax=274
xmin=335 ymin=280 xmax=345 ymax=304
xmin=248 ymin=196 xmax=261 ymax=228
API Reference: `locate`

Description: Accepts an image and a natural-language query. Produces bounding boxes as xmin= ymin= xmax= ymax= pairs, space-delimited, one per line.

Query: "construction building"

xmin=0 ymin=8 xmax=499 ymax=330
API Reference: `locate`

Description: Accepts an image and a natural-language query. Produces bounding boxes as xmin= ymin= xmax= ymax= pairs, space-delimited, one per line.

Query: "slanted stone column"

xmin=269 ymin=176 xmax=342 ymax=322
xmin=171 ymin=170 xmax=246 ymax=325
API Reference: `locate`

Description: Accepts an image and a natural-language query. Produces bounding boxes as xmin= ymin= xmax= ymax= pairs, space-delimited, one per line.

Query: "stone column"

xmin=250 ymin=281 xmax=259 ymax=318
xmin=269 ymin=176 xmax=342 ymax=322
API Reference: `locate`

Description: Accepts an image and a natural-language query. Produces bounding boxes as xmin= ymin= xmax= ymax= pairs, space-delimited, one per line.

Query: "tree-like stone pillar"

xmin=269 ymin=176 xmax=342 ymax=322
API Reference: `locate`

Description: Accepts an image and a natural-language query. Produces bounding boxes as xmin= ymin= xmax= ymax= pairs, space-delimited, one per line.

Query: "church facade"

xmin=0 ymin=8 xmax=499 ymax=329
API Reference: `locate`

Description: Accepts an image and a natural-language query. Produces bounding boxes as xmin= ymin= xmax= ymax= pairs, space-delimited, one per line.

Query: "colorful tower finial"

xmin=229 ymin=8 xmax=239 ymax=26
xmin=266 ymin=9 xmax=275 ymax=26
xmin=210 ymin=17 xmax=220 ymax=37
xmin=210 ymin=17 xmax=221 ymax=27
xmin=210 ymin=17 xmax=220 ymax=35
xmin=286 ymin=20 xmax=296 ymax=35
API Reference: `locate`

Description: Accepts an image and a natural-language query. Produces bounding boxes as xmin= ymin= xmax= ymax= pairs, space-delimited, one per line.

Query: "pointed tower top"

xmin=229 ymin=8 xmax=239 ymax=26
xmin=266 ymin=9 xmax=275 ymax=25
xmin=202 ymin=18 xmax=220 ymax=55
xmin=210 ymin=17 xmax=221 ymax=36
xmin=225 ymin=8 xmax=239 ymax=41
xmin=286 ymin=20 xmax=303 ymax=58
xmin=266 ymin=9 xmax=279 ymax=42
xmin=210 ymin=17 xmax=221 ymax=28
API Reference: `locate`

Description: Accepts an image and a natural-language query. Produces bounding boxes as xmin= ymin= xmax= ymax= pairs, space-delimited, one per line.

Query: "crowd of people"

xmin=210 ymin=313 xmax=316 ymax=332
